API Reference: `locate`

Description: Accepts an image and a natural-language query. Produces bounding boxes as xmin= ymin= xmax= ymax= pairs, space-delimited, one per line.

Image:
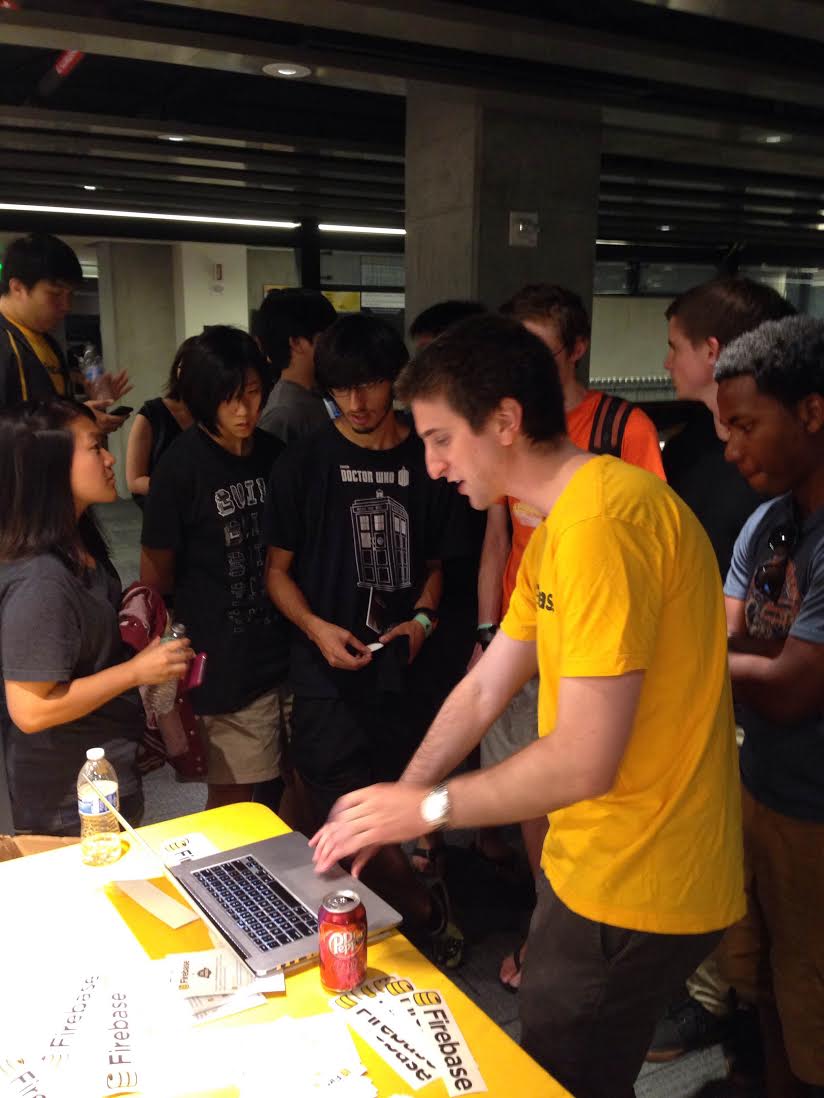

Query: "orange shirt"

xmin=500 ymin=390 xmax=665 ymax=614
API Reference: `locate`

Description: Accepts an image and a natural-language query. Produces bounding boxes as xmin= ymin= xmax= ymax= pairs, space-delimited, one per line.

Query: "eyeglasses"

xmin=329 ymin=379 xmax=386 ymax=399
xmin=753 ymin=518 xmax=798 ymax=601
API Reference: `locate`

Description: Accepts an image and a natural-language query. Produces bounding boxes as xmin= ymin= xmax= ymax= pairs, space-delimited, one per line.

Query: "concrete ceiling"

xmin=2 ymin=0 xmax=824 ymax=264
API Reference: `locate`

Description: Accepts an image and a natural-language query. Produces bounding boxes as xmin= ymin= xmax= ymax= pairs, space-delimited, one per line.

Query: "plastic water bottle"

xmin=77 ymin=748 xmax=121 ymax=866
xmin=79 ymin=343 xmax=113 ymax=401
xmin=144 ymin=621 xmax=186 ymax=717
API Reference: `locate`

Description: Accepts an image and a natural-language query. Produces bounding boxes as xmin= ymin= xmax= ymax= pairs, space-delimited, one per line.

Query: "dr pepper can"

xmin=318 ymin=889 xmax=367 ymax=991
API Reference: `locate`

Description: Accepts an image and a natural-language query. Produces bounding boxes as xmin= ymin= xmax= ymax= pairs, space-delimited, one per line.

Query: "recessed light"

xmin=262 ymin=62 xmax=312 ymax=79
xmin=659 ymin=224 xmax=672 ymax=232
xmin=319 ymin=223 xmax=406 ymax=236
xmin=0 ymin=202 xmax=300 ymax=230
xmin=763 ymin=134 xmax=784 ymax=144
xmin=160 ymin=134 xmax=185 ymax=142
xmin=83 ymin=184 xmax=97 ymax=191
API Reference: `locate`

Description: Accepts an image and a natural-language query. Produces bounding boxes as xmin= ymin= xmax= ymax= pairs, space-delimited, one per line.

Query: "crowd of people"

xmin=0 ymin=231 xmax=822 ymax=1098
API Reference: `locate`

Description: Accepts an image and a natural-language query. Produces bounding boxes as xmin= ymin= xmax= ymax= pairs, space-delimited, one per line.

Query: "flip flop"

xmin=499 ymin=942 xmax=524 ymax=993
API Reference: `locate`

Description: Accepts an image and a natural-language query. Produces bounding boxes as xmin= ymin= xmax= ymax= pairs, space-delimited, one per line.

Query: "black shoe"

xmin=646 ymin=995 xmax=730 ymax=1063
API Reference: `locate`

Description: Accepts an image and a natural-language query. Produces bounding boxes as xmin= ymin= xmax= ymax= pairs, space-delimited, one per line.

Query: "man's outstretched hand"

xmin=309 ymin=782 xmax=430 ymax=876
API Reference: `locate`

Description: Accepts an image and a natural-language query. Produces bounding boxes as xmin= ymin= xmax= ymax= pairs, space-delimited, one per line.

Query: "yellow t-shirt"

xmin=502 ymin=456 xmax=745 ymax=934
xmin=6 ymin=317 xmax=66 ymax=396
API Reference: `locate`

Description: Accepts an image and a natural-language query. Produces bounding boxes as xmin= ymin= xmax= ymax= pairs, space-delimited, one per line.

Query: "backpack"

xmin=587 ymin=392 xmax=633 ymax=458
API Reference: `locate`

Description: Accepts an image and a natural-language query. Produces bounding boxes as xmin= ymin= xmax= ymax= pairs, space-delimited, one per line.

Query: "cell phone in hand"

xmin=108 ymin=405 xmax=133 ymax=417
xmin=184 ymin=652 xmax=207 ymax=692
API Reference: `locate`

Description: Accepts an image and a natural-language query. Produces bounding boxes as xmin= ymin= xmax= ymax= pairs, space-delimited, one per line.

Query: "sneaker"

xmin=646 ymin=995 xmax=730 ymax=1063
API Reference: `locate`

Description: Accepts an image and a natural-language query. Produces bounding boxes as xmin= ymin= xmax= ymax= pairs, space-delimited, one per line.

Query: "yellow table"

xmin=1 ymin=804 xmax=570 ymax=1097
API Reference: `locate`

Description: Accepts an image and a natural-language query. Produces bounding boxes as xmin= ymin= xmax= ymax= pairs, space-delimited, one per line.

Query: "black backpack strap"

xmin=587 ymin=393 xmax=633 ymax=457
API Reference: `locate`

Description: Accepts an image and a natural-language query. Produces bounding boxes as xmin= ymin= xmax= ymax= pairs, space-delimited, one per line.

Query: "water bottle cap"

xmin=86 ymin=747 xmax=105 ymax=761
xmin=170 ymin=622 xmax=186 ymax=637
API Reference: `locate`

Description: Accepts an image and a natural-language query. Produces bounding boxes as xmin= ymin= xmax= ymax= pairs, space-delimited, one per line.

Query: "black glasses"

xmin=753 ymin=519 xmax=799 ymax=601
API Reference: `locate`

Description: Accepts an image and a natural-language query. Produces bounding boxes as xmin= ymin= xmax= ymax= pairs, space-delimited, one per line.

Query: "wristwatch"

xmin=476 ymin=622 xmax=498 ymax=650
xmin=412 ymin=606 xmax=439 ymax=640
xmin=420 ymin=783 xmax=451 ymax=831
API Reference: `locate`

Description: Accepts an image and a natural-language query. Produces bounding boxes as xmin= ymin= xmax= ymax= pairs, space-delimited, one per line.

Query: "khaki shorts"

xmin=480 ymin=675 xmax=539 ymax=768
xmin=200 ymin=687 xmax=288 ymax=786
xmin=719 ymin=786 xmax=824 ymax=1085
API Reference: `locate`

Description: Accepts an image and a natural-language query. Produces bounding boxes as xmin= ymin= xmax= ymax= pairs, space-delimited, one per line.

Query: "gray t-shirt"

xmin=0 ymin=553 xmax=144 ymax=830
xmin=258 ymin=378 xmax=330 ymax=444
xmin=725 ymin=494 xmax=824 ymax=821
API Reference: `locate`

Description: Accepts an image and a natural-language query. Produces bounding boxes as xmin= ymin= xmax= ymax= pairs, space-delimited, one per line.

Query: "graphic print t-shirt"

xmin=142 ymin=426 xmax=287 ymax=715
xmin=264 ymin=422 xmax=471 ymax=698
xmin=725 ymin=494 xmax=824 ymax=821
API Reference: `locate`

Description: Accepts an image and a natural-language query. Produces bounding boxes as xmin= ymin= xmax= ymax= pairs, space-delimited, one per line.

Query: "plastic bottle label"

xmin=78 ymin=789 xmax=119 ymax=816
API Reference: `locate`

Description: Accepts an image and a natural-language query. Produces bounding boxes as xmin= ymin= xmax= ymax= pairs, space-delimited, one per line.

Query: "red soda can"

xmin=318 ymin=889 xmax=367 ymax=992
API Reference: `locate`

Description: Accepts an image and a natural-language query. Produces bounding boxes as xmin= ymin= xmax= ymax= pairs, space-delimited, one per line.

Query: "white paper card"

xmin=114 ymin=878 xmax=198 ymax=929
xmin=158 ymin=832 xmax=218 ymax=865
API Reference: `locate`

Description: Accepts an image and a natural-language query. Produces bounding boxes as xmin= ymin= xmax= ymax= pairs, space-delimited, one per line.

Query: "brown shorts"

xmin=719 ymin=786 xmax=824 ymax=1085
xmin=519 ymin=873 xmax=722 ymax=1098
xmin=199 ymin=687 xmax=288 ymax=786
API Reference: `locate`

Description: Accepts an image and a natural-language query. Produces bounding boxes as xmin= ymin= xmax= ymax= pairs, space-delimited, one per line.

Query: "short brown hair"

xmin=500 ymin=283 xmax=590 ymax=352
xmin=665 ymin=277 xmax=795 ymax=349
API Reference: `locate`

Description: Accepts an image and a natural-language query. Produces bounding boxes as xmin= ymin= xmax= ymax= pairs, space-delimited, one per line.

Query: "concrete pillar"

xmin=405 ymin=83 xmax=602 ymax=365
xmin=97 ymin=241 xmax=178 ymax=496
xmin=172 ymin=241 xmax=249 ymax=345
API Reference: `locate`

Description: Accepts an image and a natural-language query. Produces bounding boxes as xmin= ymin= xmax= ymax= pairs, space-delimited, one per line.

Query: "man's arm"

xmin=466 ymin=502 xmax=510 ymax=669
xmin=265 ymin=546 xmax=371 ymax=670
xmin=729 ymin=638 xmax=824 ymax=724
xmin=379 ymin=559 xmax=443 ymax=663
xmin=403 ymin=630 xmax=538 ymax=784
xmin=311 ymin=669 xmax=643 ymax=871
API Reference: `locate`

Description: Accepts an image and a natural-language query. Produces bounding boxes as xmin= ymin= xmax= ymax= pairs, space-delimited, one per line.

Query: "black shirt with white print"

xmin=264 ymin=422 xmax=472 ymax=699
xmin=142 ymin=425 xmax=288 ymax=715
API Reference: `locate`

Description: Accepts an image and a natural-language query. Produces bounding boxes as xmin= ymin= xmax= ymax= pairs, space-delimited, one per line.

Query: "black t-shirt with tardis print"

xmin=264 ymin=422 xmax=472 ymax=699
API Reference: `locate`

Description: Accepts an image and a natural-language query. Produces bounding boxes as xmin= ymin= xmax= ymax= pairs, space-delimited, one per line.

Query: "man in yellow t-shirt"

xmin=311 ymin=314 xmax=744 ymax=1098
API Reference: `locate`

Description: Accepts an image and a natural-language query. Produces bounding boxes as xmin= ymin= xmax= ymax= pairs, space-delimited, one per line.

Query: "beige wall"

xmin=246 ymin=247 xmax=300 ymax=315
xmin=172 ymin=242 xmax=249 ymax=343
xmin=590 ymin=295 xmax=671 ymax=381
xmin=97 ymin=241 xmax=178 ymax=496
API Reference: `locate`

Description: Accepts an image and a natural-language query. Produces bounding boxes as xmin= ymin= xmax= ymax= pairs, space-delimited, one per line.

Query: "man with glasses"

xmin=264 ymin=312 xmax=470 ymax=966
xmin=716 ymin=315 xmax=824 ymax=1098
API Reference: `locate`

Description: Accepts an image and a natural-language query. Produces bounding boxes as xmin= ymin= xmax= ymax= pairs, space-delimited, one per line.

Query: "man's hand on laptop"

xmin=310 ymin=782 xmax=429 ymax=875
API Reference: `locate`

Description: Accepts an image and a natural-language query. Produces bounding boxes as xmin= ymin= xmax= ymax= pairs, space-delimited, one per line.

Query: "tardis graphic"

xmin=351 ymin=489 xmax=411 ymax=591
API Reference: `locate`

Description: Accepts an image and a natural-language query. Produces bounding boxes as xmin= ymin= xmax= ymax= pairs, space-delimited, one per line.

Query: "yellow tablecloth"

xmin=0 ymin=803 xmax=570 ymax=1097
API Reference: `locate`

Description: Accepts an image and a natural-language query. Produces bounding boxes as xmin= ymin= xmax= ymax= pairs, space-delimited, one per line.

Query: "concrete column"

xmin=97 ymin=241 xmax=178 ymax=496
xmin=172 ymin=241 xmax=249 ymax=345
xmin=405 ymin=83 xmax=602 ymax=365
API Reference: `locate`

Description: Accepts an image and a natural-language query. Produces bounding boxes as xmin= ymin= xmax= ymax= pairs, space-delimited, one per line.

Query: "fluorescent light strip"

xmin=319 ymin=222 xmax=406 ymax=236
xmin=0 ymin=203 xmax=299 ymax=230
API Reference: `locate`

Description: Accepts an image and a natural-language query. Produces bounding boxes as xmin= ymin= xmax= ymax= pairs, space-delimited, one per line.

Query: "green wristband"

xmin=413 ymin=611 xmax=434 ymax=639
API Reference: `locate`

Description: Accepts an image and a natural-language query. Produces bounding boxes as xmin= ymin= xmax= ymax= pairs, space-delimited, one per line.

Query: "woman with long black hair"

xmin=0 ymin=400 xmax=191 ymax=834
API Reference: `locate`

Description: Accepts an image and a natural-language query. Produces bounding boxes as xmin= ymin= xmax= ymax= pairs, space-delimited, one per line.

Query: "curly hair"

xmin=714 ymin=314 xmax=824 ymax=406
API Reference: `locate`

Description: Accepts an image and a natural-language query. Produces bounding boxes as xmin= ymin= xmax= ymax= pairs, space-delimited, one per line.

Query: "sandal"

xmin=499 ymin=942 xmax=525 ymax=993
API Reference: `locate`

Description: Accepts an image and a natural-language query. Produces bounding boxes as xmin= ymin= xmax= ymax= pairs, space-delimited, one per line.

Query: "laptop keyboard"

xmin=193 ymin=855 xmax=317 ymax=953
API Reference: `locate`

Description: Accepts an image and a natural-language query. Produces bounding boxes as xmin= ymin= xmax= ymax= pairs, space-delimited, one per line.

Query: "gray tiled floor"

xmin=102 ymin=497 xmax=731 ymax=1098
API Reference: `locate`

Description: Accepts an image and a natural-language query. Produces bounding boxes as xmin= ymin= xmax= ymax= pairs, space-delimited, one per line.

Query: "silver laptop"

xmin=169 ymin=832 xmax=402 ymax=976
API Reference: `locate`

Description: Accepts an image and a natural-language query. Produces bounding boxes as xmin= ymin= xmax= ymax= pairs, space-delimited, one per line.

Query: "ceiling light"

xmin=83 ymin=185 xmax=97 ymax=191
xmin=0 ymin=202 xmax=299 ymax=230
xmin=160 ymin=134 xmax=185 ymax=142
xmin=596 ymin=238 xmax=631 ymax=246
xmin=763 ymin=134 xmax=784 ymax=144
xmin=319 ymin=223 xmax=406 ymax=236
xmin=262 ymin=62 xmax=312 ymax=79
xmin=659 ymin=224 xmax=672 ymax=231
